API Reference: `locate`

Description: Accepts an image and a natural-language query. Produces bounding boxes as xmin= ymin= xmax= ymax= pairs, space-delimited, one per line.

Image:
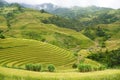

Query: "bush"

xmin=72 ymin=63 xmax=77 ymax=69
xmin=25 ymin=64 xmax=42 ymax=72
xmin=78 ymin=63 xmax=92 ymax=72
xmin=0 ymin=34 xmax=5 ymax=39
xmin=98 ymin=65 xmax=106 ymax=70
xmin=78 ymin=63 xmax=106 ymax=72
xmin=25 ymin=64 xmax=33 ymax=71
xmin=48 ymin=64 xmax=55 ymax=72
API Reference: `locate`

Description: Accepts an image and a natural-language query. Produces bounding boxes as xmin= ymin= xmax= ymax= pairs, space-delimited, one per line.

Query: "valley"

xmin=0 ymin=0 xmax=120 ymax=80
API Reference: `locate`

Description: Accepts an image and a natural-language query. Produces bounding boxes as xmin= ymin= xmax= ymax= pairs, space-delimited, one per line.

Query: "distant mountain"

xmin=20 ymin=3 xmax=35 ymax=8
xmin=36 ymin=3 xmax=59 ymax=11
xmin=49 ymin=6 xmax=113 ymax=18
xmin=0 ymin=0 xmax=8 ymax=7
xmin=20 ymin=3 xmax=113 ymax=19
xmin=3 ymin=2 xmax=120 ymax=31
xmin=20 ymin=3 xmax=59 ymax=12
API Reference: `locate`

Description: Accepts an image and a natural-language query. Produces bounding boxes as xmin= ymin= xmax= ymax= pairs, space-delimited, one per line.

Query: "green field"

xmin=0 ymin=66 xmax=120 ymax=80
xmin=0 ymin=38 xmax=76 ymax=69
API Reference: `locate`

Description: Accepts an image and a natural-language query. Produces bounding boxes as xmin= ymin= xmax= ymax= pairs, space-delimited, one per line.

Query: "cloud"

xmin=6 ymin=0 xmax=120 ymax=9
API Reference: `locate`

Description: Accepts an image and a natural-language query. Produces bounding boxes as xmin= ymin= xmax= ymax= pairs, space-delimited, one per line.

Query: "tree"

xmin=48 ymin=64 xmax=55 ymax=72
xmin=87 ymin=48 xmax=120 ymax=67
xmin=40 ymin=9 xmax=46 ymax=13
xmin=0 ymin=30 xmax=3 ymax=33
xmin=72 ymin=63 xmax=77 ymax=69
xmin=96 ymin=26 xmax=105 ymax=37
xmin=0 ymin=34 xmax=5 ymax=39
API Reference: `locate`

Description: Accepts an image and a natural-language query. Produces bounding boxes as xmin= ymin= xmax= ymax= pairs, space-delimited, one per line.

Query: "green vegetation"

xmin=78 ymin=63 xmax=106 ymax=72
xmin=48 ymin=64 xmax=55 ymax=72
xmin=88 ymin=48 xmax=120 ymax=67
xmin=0 ymin=4 xmax=94 ymax=52
xmin=0 ymin=38 xmax=75 ymax=69
xmin=78 ymin=63 xmax=92 ymax=72
xmin=49 ymin=6 xmax=120 ymax=31
xmin=0 ymin=29 xmax=5 ymax=39
xmin=25 ymin=64 xmax=42 ymax=72
xmin=0 ymin=1 xmax=120 ymax=80
xmin=72 ymin=63 xmax=77 ymax=69
xmin=0 ymin=67 xmax=120 ymax=80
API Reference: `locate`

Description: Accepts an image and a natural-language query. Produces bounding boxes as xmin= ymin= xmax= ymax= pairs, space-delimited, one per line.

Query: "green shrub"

xmin=25 ymin=64 xmax=33 ymax=71
xmin=25 ymin=64 xmax=42 ymax=72
xmin=92 ymin=66 xmax=98 ymax=71
xmin=0 ymin=34 xmax=5 ymax=39
xmin=72 ymin=63 xmax=77 ymax=69
xmin=34 ymin=64 xmax=42 ymax=71
xmin=0 ymin=46 xmax=4 ymax=49
xmin=78 ymin=63 xmax=92 ymax=72
xmin=98 ymin=65 xmax=106 ymax=70
xmin=48 ymin=64 xmax=55 ymax=72
xmin=78 ymin=63 xmax=106 ymax=72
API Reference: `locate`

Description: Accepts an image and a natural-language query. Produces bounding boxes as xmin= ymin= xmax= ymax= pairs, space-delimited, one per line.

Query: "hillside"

xmin=0 ymin=5 xmax=94 ymax=52
xmin=0 ymin=1 xmax=120 ymax=80
xmin=0 ymin=38 xmax=76 ymax=69
xmin=38 ymin=4 xmax=120 ymax=31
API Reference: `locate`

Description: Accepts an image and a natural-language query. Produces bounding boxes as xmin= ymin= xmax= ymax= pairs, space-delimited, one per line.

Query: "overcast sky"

xmin=6 ymin=0 xmax=120 ymax=9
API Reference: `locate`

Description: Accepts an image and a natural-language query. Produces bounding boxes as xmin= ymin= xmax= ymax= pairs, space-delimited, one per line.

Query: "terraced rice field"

xmin=0 ymin=38 xmax=76 ymax=69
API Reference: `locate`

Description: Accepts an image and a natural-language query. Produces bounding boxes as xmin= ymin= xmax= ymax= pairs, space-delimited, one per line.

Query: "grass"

xmin=0 ymin=66 xmax=120 ymax=80
xmin=0 ymin=38 xmax=76 ymax=69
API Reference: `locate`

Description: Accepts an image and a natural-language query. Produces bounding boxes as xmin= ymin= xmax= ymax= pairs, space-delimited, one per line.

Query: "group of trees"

xmin=25 ymin=64 xmax=55 ymax=72
xmin=87 ymin=48 xmax=120 ymax=67
xmin=83 ymin=26 xmax=110 ymax=39
xmin=72 ymin=54 xmax=106 ymax=72
xmin=46 ymin=6 xmax=120 ymax=32
xmin=83 ymin=26 xmax=111 ymax=48
xmin=22 ymin=31 xmax=46 ymax=42
xmin=78 ymin=63 xmax=106 ymax=72
xmin=25 ymin=64 xmax=42 ymax=72
xmin=92 ymin=13 xmax=119 ymax=25
xmin=42 ymin=16 xmax=83 ymax=31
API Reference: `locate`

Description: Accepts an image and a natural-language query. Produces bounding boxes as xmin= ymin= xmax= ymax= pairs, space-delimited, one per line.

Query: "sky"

xmin=6 ymin=0 xmax=120 ymax=9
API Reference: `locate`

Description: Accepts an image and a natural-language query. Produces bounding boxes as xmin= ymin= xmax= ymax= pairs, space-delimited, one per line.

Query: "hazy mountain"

xmin=20 ymin=3 xmax=59 ymax=12
xmin=19 ymin=3 xmax=113 ymax=19
xmin=0 ymin=0 xmax=8 ymax=7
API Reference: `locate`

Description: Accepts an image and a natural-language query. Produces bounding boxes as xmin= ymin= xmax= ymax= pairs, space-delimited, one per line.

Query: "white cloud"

xmin=6 ymin=0 xmax=120 ymax=9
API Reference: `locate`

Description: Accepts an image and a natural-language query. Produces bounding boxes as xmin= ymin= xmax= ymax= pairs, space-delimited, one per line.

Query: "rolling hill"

xmin=0 ymin=38 xmax=76 ymax=69
xmin=0 ymin=1 xmax=120 ymax=80
xmin=0 ymin=5 xmax=94 ymax=52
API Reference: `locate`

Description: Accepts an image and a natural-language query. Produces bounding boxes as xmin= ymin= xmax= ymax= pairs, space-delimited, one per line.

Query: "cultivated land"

xmin=0 ymin=38 xmax=76 ymax=69
xmin=0 ymin=1 xmax=120 ymax=80
xmin=0 ymin=7 xmax=94 ymax=52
